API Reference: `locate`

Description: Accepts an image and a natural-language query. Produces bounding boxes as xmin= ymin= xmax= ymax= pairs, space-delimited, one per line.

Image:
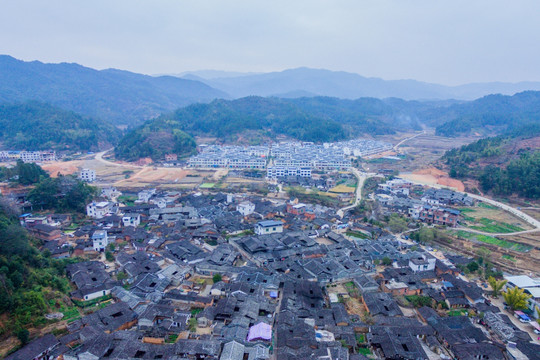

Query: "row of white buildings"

xmin=0 ymin=150 xmax=57 ymax=163
xmin=188 ymin=145 xmax=268 ymax=169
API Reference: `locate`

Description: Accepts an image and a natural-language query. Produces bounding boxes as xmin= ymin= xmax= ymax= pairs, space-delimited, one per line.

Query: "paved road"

xmin=337 ymin=168 xmax=378 ymax=218
xmin=467 ymin=193 xmax=540 ymax=230
xmin=95 ymin=148 xmax=143 ymax=168
xmin=404 ymin=178 xmax=540 ymax=233
xmin=454 ymin=226 xmax=540 ymax=237
xmin=393 ymin=130 xmax=426 ymax=151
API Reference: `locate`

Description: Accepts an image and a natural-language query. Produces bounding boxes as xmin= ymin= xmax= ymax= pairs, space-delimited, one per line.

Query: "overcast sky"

xmin=1 ymin=0 xmax=539 ymax=85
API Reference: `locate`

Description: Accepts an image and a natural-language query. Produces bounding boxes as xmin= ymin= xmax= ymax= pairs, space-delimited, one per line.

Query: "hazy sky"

xmin=1 ymin=0 xmax=539 ymax=85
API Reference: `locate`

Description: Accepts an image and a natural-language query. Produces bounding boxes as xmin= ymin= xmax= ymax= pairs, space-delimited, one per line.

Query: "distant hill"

xmin=0 ymin=55 xmax=228 ymax=126
xmin=442 ymin=124 xmax=540 ymax=198
xmin=114 ymin=97 xmax=352 ymax=161
xmin=189 ymin=67 xmax=540 ymax=100
xmin=433 ymin=91 xmax=540 ymax=136
xmin=114 ymin=122 xmax=196 ymax=162
xmin=0 ymin=101 xmax=121 ymax=151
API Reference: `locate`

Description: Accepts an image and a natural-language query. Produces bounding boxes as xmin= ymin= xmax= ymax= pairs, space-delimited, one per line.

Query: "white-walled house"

xmin=122 ymin=213 xmax=141 ymax=227
xmin=236 ymin=201 xmax=255 ymax=216
xmin=92 ymin=230 xmax=108 ymax=252
xmin=137 ymin=189 xmax=156 ymax=203
xmin=255 ymin=220 xmax=283 ymax=235
xmin=409 ymin=253 xmax=436 ymax=272
xmin=86 ymin=201 xmax=115 ymax=219
xmin=79 ymin=168 xmax=96 ymax=182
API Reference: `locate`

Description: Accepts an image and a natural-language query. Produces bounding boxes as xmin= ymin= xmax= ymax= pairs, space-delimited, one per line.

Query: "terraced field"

xmin=449 ymin=230 xmax=532 ymax=252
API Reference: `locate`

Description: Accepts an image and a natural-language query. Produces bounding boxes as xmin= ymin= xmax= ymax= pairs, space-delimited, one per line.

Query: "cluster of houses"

xmin=187 ymin=140 xmax=391 ymax=176
xmin=0 ymin=150 xmax=57 ymax=163
xmin=375 ymin=178 xmax=474 ymax=227
xmin=7 ymin=181 xmax=540 ymax=360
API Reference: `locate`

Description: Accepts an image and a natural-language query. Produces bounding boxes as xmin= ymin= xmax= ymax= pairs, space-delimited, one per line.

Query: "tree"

xmin=15 ymin=327 xmax=29 ymax=345
xmin=487 ymin=276 xmax=507 ymax=298
xmin=105 ymin=251 xmax=115 ymax=262
xmin=417 ymin=227 xmax=435 ymax=244
xmin=466 ymin=261 xmax=479 ymax=273
xmin=188 ymin=317 xmax=197 ymax=332
xmin=503 ymin=287 xmax=532 ymax=311
xmin=212 ymin=273 xmax=222 ymax=283
xmin=381 ymin=257 xmax=392 ymax=266
xmin=388 ymin=214 xmax=408 ymax=233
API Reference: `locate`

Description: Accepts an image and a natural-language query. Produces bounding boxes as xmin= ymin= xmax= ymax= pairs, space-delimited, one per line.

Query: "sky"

xmin=1 ymin=0 xmax=539 ymax=85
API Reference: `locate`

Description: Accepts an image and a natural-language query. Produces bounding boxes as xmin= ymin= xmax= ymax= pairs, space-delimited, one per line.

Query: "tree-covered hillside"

xmin=0 ymin=101 xmax=122 ymax=151
xmin=0 ymin=202 xmax=76 ymax=343
xmin=115 ymin=96 xmax=428 ymax=161
xmin=433 ymin=91 xmax=540 ymax=137
xmin=443 ymin=125 xmax=540 ymax=198
xmin=115 ymin=122 xmax=197 ymax=161
xmin=0 ymin=55 xmax=227 ymax=125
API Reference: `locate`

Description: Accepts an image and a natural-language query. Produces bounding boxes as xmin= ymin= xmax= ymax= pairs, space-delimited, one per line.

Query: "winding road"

xmin=337 ymin=168 xmax=379 ymax=218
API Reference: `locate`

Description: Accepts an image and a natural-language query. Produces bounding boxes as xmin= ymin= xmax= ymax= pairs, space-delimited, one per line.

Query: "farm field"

xmin=458 ymin=204 xmax=533 ymax=233
xmin=449 ymin=230 xmax=533 ymax=252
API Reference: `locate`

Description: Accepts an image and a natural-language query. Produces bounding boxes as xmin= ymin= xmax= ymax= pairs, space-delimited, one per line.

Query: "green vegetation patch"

xmin=502 ymin=254 xmax=516 ymax=262
xmin=451 ymin=230 xmax=532 ymax=252
xmin=200 ymin=183 xmax=215 ymax=189
xmin=468 ymin=218 xmax=524 ymax=233
xmin=448 ymin=309 xmax=468 ymax=317
xmin=478 ymin=202 xmax=498 ymax=210
xmin=118 ymin=195 xmax=137 ymax=206
xmin=357 ymin=347 xmax=372 ymax=355
xmin=345 ymin=230 xmax=369 ymax=239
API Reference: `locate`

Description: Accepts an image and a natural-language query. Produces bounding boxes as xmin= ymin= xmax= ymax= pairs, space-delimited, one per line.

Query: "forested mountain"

xmin=187 ymin=67 xmax=540 ymax=100
xmin=433 ymin=91 xmax=540 ymax=136
xmin=442 ymin=125 xmax=540 ymax=198
xmin=0 ymin=102 xmax=122 ymax=151
xmin=0 ymin=55 xmax=227 ymax=125
xmin=116 ymin=96 xmax=427 ymax=160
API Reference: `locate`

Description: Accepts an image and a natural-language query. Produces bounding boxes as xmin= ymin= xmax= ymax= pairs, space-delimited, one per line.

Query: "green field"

xmin=448 ymin=309 xmax=468 ymax=317
xmin=451 ymin=230 xmax=532 ymax=252
xmin=199 ymin=183 xmax=215 ymax=189
xmin=502 ymin=254 xmax=517 ymax=262
xmin=478 ymin=202 xmax=498 ymax=210
xmin=468 ymin=217 xmax=524 ymax=233
xmin=346 ymin=230 xmax=369 ymax=239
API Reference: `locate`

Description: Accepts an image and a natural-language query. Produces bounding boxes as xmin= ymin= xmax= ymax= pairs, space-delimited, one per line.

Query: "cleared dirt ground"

xmin=401 ymin=167 xmax=465 ymax=191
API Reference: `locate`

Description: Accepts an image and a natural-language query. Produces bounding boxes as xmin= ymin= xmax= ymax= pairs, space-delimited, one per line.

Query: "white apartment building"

xmin=86 ymin=201 xmax=115 ymax=219
xmin=20 ymin=151 xmax=57 ymax=163
xmin=79 ymin=168 xmax=96 ymax=182
xmin=92 ymin=230 xmax=108 ymax=252
xmin=266 ymin=166 xmax=312 ymax=179
xmin=122 ymin=213 xmax=141 ymax=227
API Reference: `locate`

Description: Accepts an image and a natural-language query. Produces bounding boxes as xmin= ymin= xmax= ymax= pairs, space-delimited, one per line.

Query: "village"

xmin=4 ymin=157 xmax=540 ymax=360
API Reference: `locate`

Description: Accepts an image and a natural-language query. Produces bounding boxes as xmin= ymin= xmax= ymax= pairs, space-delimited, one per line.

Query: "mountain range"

xmin=179 ymin=67 xmax=540 ymax=100
xmin=0 ymin=55 xmax=226 ymax=126
xmin=3 ymin=55 xmax=540 ymax=129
